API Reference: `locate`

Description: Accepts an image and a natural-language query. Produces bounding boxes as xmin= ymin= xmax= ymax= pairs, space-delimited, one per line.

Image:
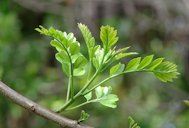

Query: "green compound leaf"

xmin=84 ymin=91 xmax=92 ymax=101
xmin=128 ymin=116 xmax=141 ymax=128
xmin=69 ymin=41 xmax=80 ymax=55
xmin=153 ymin=61 xmax=179 ymax=82
xmin=61 ymin=63 xmax=70 ymax=76
xmin=78 ymin=23 xmax=95 ymax=60
xmin=35 ymin=25 xmax=49 ymax=35
xmin=98 ymin=94 xmax=119 ymax=108
xmin=36 ymin=24 xmax=179 ymax=113
xmin=113 ymin=46 xmax=138 ymax=60
xmin=73 ymin=54 xmax=87 ymax=69
xmin=36 ymin=26 xmax=87 ymax=76
xmin=124 ymin=56 xmax=179 ymax=82
xmin=95 ymin=86 xmax=104 ymax=98
xmin=55 ymin=51 xmax=70 ymax=64
xmin=103 ymin=49 xmax=114 ymax=63
xmin=92 ymin=46 xmax=104 ymax=69
xmin=73 ymin=67 xmax=86 ymax=76
xmin=100 ymin=25 xmax=118 ymax=51
xmin=148 ymin=57 xmax=164 ymax=70
xmin=71 ymin=53 xmax=87 ymax=76
xmin=115 ymin=47 xmax=130 ymax=53
xmin=50 ymin=40 xmax=64 ymax=52
xmin=115 ymin=52 xmax=138 ymax=60
xmin=78 ymin=110 xmax=90 ymax=123
xmin=99 ymin=46 xmax=138 ymax=72
xmin=138 ymin=55 xmax=154 ymax=69
xmin=95 ymin=86 xmax=119 ymax=108
xmin=110 ymin=63 xmax=125 ymax=76
xmin=125 ymin=57 xmax=141 ymax=71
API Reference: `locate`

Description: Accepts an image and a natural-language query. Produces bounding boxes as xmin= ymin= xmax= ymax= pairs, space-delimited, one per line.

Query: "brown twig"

xmin=0 ymin=81 xmax=92 ymax=128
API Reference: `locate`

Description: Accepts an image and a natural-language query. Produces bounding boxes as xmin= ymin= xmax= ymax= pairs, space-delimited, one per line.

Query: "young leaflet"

xmin=36 ymin=23 xmax=179 ymax=120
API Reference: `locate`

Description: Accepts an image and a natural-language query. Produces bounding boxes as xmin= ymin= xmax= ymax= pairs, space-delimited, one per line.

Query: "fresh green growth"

xmin=128 ymin=116 xmax=140 ymax=128
xmin=78 ymin=110 xmax=90 ymax=123
xmin=35 ymin=23 xmax=179 ymax=115
xmin=35 ymin=26 xmax=87 ymax=101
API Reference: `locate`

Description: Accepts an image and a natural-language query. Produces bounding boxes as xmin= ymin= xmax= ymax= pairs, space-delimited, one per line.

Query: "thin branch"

xmin=54 ymin=38 xmax=74 ymax=101
xmin=0 ymin=81 xmax=92 ymax=128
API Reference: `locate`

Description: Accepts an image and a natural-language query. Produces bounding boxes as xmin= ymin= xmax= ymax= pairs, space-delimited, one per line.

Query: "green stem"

xmin=66 ymin=100 xmax=95 ymax=111
xmin=80 ymin=70 xmax=99 ymax=93
xmin=57 ymin=70 xmax=99 ymax=112
xmin=87 ymin=61 xmax=93 ymax=81
xmin=82 ymin=73 xmax=121 ymax=96
xmin=83 ymin=68 xmax=173 ymax=96
xmin=58 ymin=34 xmax=111 ymax=112
xmin=54 ymin=38 xmax=74 ymax=102
xmin=66 ymin=95 xmax=112 ymax=110
xmin=57 ymin=67 xmax=175 ymax=112
xmin=66 ymin=71 xmax=73 ymax=101
xmin=101 ymin=51 xmax=119 ymax=72
xmin=56 ymin=98 xmax=74 ymax=113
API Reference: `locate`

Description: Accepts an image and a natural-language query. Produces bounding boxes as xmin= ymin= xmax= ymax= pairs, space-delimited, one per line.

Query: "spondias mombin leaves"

xmin=36 ymin=23 xmax=179 ymax=121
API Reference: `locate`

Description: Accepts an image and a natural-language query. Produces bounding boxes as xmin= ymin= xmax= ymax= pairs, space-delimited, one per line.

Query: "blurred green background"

xmin=0 ymin=0 xmax=189 ymax=128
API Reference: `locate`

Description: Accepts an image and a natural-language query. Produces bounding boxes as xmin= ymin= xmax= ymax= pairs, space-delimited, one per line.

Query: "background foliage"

xmin=0 ymin=0 xmax=189 ymax=128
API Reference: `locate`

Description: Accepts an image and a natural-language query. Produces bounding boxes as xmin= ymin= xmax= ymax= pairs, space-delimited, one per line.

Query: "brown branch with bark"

xmin=0 ymin=81 xmax=92 ymax=128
